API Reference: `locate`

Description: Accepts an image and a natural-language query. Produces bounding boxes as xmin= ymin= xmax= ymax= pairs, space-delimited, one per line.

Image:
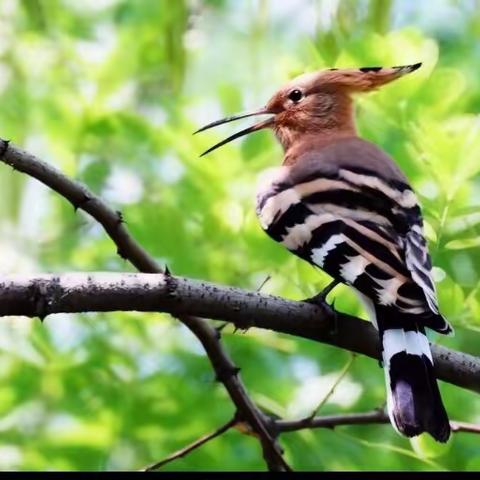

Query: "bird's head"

xmin=196 ymin=63 xmax=421 ymax=156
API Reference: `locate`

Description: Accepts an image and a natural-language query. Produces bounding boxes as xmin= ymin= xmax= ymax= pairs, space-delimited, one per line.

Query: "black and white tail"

xmin=377 ymin=309 xmax=450 ymax=443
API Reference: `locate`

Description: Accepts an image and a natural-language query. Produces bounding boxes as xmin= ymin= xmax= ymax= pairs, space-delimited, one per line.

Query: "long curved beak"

xmin=194 ymin=108 xmax=274 ymax=157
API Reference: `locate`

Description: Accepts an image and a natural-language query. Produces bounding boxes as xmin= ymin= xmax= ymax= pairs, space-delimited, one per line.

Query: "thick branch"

xmin=0 ymin=272 xmax=478 ymax=395
xmin=0 ymin=139 xmax=289 ymax=472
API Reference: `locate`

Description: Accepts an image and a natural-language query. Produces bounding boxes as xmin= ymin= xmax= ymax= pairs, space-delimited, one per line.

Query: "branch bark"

xmin=0 ymin=139 xmax=289 ymax=472
xmin=277 ymin=409 xmax=480 ymax=435
xmin=277 ymin=409 xmax=390 ymax=432
xmin=0 ymin=272 xmax=478 ymax=394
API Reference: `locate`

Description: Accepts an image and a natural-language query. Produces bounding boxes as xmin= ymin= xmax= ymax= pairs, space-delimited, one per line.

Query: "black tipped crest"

xmin=393 ymin=62 xmax=422 ymax=73
xmin=359 ymin=62 xmax=422 ymax=74
xmin=359 ymin=66 xmax=382 ymax=73
xmin=358 ymin=63 xmax=422 ymax=75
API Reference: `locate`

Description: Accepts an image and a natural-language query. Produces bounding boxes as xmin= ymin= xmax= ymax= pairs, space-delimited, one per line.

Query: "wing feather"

xmin=255 ymin=139 xmax=452 ymax=333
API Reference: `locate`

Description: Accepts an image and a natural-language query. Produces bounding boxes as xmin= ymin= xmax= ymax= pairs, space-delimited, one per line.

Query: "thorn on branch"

xmin=164 ymin=264 xmax=171 ymax=277
xmin=233 ymin=326 xmax=251 ymax=334
xmin=215 ymin=366 xmax=241 ymax=383
xmin=36 ymin=288 xmax=47 ymax=321
xmin=164 ymin=273 xmax=178 ymax=298
xmin=116 ymin=210 xmax=125 ymax=225
xmin=232 ymin=315 xmax=254 ymax=333
xmin=215 ymin=322 xmax=229 ymax=339
xmin=0 ymin=139 xmax=10 ymax=159
xmin=29 ymin=281 xmax=49 ymax=322
xmin=327 ymin=298 xmax=338 ymax=338
xmin=72 ymin=193 xmax=92 ymax=212
xmin=116 ymin=247 xmax=128 ymax=260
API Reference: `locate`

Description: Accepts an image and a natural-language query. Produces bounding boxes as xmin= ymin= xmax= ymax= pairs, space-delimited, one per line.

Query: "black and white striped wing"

xmin=256 ymin=162 xmax=451 ymax=333
xmin=337 ymin=165 xmax=443 ymax=319
xmin=404 ymin=226 xmax=439 ymax=315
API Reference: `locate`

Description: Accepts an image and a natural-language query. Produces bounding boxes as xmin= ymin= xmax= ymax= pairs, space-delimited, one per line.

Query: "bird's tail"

xmin=377 ymin=309 xmax=450 ymax=443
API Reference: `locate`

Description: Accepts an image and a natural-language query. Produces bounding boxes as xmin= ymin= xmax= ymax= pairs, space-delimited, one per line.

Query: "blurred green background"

xmin=0 ymin=0 xmax=480 ymax=471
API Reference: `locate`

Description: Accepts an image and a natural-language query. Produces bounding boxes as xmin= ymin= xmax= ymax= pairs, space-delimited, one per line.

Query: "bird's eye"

xmin=288 ymin=89 xmax=304 ymax=103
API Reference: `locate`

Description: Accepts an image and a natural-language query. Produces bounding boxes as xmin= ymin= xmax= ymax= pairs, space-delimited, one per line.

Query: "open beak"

xmin=194 ymin=108 xmax=274 ymax=157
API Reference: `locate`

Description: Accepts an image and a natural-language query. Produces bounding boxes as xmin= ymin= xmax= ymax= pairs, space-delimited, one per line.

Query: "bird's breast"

xmin=255 ymin=166 xmax=294 ymax=231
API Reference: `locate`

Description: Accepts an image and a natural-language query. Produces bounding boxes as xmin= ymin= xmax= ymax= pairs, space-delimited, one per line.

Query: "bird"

xmin=195 ymin=63 xmax=452 ymax=442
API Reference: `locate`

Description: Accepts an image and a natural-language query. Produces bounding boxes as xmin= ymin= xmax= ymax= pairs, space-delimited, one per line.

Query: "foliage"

xmin=0 ymin=0 xmax=479 ymax=471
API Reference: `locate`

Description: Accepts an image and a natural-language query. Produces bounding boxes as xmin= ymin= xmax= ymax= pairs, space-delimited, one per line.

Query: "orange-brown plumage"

xmin=265 ymin=65 xmax=421 ymax=161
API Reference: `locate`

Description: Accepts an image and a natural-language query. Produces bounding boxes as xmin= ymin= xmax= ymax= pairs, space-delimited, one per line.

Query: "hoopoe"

xmin=196 ymin=64 xmax=452 ymax=442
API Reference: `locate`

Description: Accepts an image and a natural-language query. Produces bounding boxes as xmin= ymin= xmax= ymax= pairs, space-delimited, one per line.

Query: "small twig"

xmin=257 ymin=275 xmax=271 ymax=292
xmin=450 ymin=421 xmax=480 ymax=434
xmin=308 ymin=353 xmax=356 ymax=419
xmin=277 ymin=409 xmax=480 ymax=436
xmin=144 ymin=417 xmax=238 ymax=471
xmin=277 ymin=408 xmax=389 ymax=433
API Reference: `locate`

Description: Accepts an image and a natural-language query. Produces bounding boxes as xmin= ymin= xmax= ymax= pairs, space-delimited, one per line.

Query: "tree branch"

xmin=0 ymin=272 xmax=478 ymax=395
xmin=0 ymin=139 xmax=289 ymax=472
xmin=143 ymin=408 xmax=480 ymax=471
xmin=276 ymin=409 xmax=480 ymax=435
xmin=450 ymin=421 xmax=480 ymax=435
xmin=2 ymin=139 xmax=480 ymax=471
xmin=277 ymin=409 xmax=389 ymax=433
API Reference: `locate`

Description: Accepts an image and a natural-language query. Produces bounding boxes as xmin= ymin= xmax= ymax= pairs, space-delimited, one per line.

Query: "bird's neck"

xmin=276 ymin=94 xmax=358 ymax=166
xmin=281 ymin=128 xmax=358 ymax=166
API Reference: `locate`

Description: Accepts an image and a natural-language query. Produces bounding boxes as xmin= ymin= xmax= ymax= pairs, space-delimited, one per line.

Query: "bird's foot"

xmin=302 ymin=280 xmax=340 ymax=337
xmin=302 ymin=279 xmax=340 ymax=306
